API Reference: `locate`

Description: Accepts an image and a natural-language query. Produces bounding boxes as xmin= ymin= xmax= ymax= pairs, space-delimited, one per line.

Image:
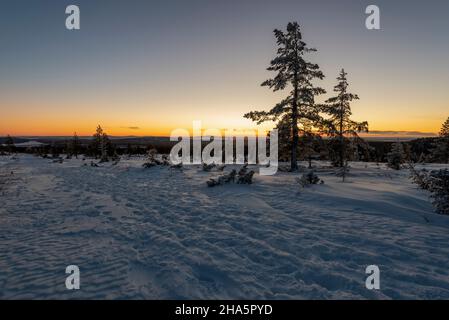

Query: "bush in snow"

xmin=387 ymin=142 xmax=406 ymax=170
xmin=297 ymin=170 xmax=323 ymax=187
xmin=426 ymin=169 xmax=449 ymax=215
xmin=409 ymin=165 xmax=431 ymax=190
xmin=238 ymin=164 xmax=248 ymax=175
xmin=142 ymin=149 xmax=168 ymax=168
xmin=202 ymin=163 xmax=216 ymax=172
xmin=237 ymin=170 xmax=255 ymax=184
xmin=207 ymin=165 xmax=255 ymax=187
xmin=161 ymin=154 xmax=170 ymax=166
xmin=201 ymin=163 xmax=226 ymax=172
xmin=410 ymin=166 xmax=449 ymax=215
xmin=207 ymin=170 xmax=236 ymax=187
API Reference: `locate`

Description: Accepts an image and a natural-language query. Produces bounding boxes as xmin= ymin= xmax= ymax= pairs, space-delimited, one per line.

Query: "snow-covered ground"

xmin=1 ymin=154 xmax=449 ymax=299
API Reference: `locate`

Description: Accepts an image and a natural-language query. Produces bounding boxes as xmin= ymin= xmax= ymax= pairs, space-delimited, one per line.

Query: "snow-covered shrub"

xmin=206 ymin=164 xmax=256 ymax=187
xmin=147 ymin=149 xmax=157 ymax=161
xmin=161 ymin=155 xmax=170 ymax=166
xmin=409 ymin=165 xmax=431 ymax=190
xmin=387 ymin=142 xmax=406 ymax=170
xmin=207 ymin=170 xmax=236 ymax=187
xmin=237 ymin=171 xmax=255 ymax=184
xmin=410 ymin=166 xmax=449 ymax=215
xmin=427 ymin=169 xmax=449 ymax=215
xmin=202 ymin=163 xmax=216 ymax=172
xmin=238 ymin=164 xmax=248 ymax=175
xmin=297 ymin=170 xmax=323 ymax=187
xmin=143 ymin=149 xmax=169 ymax=168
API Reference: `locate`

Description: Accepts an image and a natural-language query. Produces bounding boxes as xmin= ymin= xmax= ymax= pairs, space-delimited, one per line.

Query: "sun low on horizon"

xmin=1 ymin=0 xmax=448 ymax=138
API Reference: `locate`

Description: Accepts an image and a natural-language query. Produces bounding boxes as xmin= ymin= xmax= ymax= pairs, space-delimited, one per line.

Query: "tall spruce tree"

xmin=244 ymin=22 xmax=325 ymax=171
xmin=322 ymin=69 xmax=368 ymax=167
xmin=90 ymin=125 xmax=110 ymax=161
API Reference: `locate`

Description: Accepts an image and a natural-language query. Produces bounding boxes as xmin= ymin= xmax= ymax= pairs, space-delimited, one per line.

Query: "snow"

xmin=1 ymin=154 xmax=449 ymax=299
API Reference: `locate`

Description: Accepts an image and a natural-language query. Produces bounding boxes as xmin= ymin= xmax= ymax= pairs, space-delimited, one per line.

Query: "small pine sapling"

xmin=296 ymin=170 xmax=323 ymax=187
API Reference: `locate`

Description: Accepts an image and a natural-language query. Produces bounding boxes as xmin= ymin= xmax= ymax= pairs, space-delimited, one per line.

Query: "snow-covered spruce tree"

xmin=244 ymin=22 xmax=325 ymax=171
xmin=431 ymin=117 xmax=449 ymax=163
xmin=99 ymin=131 xmax=111 ymax=163
xmin=321 ymin=69 xmax=368 ymax=167
xmin=387 ymin=142 xmax=406 ymax=170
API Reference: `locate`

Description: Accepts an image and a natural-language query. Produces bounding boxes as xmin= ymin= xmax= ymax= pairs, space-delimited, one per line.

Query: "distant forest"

xmin=0 ymin=135 xmax=446 ymax=165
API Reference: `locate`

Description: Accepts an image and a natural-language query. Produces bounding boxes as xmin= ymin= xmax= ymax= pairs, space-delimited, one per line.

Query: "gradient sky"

xmin=1 ymin=0 xmax=448 ymax=136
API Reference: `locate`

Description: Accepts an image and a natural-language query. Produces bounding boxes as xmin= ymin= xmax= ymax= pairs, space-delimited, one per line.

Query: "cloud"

xmin=364 ymin=131 xmax=437 ymax=137
xmin=121 ymin=126 xmax=140 ymax=130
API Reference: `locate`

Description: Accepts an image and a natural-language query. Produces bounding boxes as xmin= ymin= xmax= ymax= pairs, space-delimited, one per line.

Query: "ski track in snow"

xmin=1 ymin=155 xmax=449 ymax=299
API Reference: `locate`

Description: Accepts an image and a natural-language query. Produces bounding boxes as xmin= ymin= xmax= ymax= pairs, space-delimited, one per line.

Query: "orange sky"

xmin=0 ymin=93 xmax=445 ymax=137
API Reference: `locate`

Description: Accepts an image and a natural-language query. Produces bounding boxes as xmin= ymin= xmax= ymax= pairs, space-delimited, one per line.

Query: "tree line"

xmin=1 ymin=117 xmax=448 ymax=165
